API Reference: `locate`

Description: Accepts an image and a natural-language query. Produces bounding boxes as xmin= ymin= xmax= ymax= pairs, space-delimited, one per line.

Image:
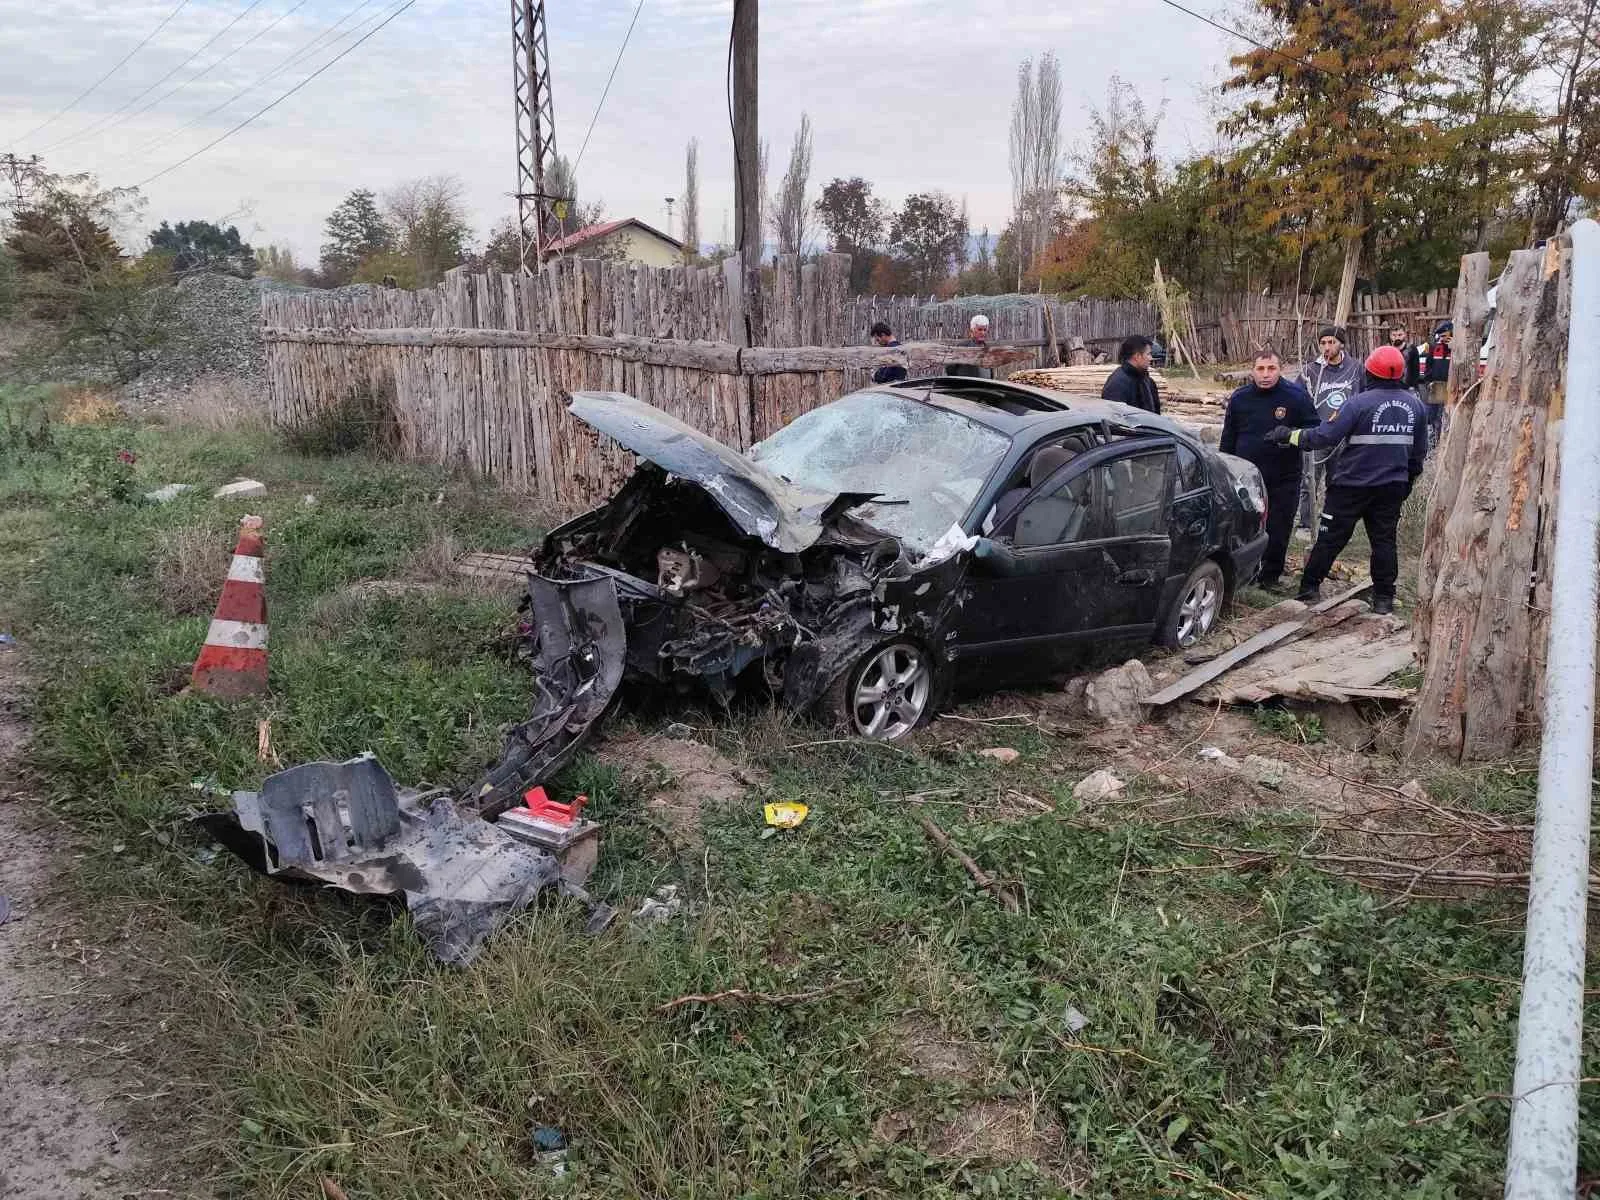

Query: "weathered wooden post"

xmin=1406 ymin=242 xmax=1572 ymax=760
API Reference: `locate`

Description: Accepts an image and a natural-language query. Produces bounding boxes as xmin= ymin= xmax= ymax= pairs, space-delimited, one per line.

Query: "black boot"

xmin=1371 ymin=594 xmax=1395 ymax=616
xmin=1295 ymin=586 xmax=1322 ymax=605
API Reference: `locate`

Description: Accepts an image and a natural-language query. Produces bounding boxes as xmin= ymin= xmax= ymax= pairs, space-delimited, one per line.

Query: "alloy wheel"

xmin=1176 ymin=575 xmax=1222 ymax=647
xmin=850 ymin=643 xmax=931 ymax=740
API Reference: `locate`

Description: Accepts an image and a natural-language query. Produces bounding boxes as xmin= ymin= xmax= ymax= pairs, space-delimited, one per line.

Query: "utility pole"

xmin=511 ymin=0 xmax=561 ymax=273
xmin=731 ymin=0 xmax=761 ymax=343
xmin=0 ymin=152 xmax=44 ymax=209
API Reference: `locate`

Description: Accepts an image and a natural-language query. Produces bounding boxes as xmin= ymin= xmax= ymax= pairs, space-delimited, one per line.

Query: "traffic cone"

xmin=191 ymin=515 xmax=269 ymax=698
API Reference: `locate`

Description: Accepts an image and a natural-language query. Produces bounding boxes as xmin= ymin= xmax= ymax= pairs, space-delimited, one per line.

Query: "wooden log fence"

xmin=848 ymin=287 xmax=1456 ymax=367
xmin=263 ymin=254 xmax=1026 ymax=510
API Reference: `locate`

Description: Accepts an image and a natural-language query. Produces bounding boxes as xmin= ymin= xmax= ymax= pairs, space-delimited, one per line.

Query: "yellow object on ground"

xmin=763 ymin=802 xmax=809 ymax=829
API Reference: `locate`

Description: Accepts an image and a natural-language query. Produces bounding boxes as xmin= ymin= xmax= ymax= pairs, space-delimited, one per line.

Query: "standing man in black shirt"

xmin=869 ymin=321 xmax=907 ymax=384
xmin=1220 ymin=350 xmax=1320 ymax=590
xmin=1101 ymin=334 xmax=1161 ymax=413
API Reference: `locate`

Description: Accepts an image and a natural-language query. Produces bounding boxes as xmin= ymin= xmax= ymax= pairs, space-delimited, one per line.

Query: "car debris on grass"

xmin=198 ymin=754 xmax=615 ymax=965
xmin=202 ymin=380 xmax=1274 ymax=960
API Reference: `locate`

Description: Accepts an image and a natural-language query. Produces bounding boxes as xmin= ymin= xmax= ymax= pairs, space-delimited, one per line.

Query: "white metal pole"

xmin=1504 ymin=218 xmax=1600 ymax=1199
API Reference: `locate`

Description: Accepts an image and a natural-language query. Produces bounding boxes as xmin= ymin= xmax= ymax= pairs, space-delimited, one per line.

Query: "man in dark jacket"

xmin=1267 ymin=344 xmax=1429 ymax=615
xmin=869 ymin=321 xmax=907 ymax=385
xmin=1101 ymin=335 xmax=1160 ymax=413
xmin=1389 ymin=323 xmax=1422 ymax=388
xmin=1220 ymin=351 xmax=1319 ymax=590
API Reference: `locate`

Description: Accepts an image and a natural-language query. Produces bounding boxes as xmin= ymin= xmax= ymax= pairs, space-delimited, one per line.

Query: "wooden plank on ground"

xmin=1213 ymin=627 xmax=1413 ymax=704
xmin=455 ymin=551 xmax=537 ymax=581
xmin=1143 ymin=580 xmax=1373 ymax=707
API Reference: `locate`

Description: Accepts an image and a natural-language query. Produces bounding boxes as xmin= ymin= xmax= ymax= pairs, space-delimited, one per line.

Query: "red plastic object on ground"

xmin=521 ymin=786 xmax=588 ymax=827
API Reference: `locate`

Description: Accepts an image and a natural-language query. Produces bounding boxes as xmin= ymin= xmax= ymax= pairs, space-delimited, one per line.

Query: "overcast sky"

xmin=0 ymin=0 xmax=1237 ymax=264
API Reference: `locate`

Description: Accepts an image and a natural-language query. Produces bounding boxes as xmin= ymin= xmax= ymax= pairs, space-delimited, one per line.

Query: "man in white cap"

xmin=945 ymin=313 xmax=994 ymax=378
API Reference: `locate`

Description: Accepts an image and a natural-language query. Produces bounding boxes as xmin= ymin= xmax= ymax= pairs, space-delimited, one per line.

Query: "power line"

xmin=13 ymin=0 xmax=193 ymax=146
xmin=571 ymin=0 xmax=647 ymax=172
xmin=1154 ymin=0 xmax=1411 ymax=104
xmin=117 ymin=0 xmax=383 ymax=166
xmin=43 ymin=0 xmax=271 ymax=153
xmin=131 ymin=0 xmax=417 ymax=188
xmin=103 ymin=0 xmax=314 ymax=150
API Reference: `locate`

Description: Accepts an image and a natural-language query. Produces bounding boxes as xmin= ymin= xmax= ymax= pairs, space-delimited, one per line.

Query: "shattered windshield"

xmin=749 ymin=392 xmax=1010 ymax=552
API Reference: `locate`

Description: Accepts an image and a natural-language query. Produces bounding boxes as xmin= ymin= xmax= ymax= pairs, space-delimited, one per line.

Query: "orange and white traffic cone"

xmin=191 ymin=515 xmax=269 ymax=698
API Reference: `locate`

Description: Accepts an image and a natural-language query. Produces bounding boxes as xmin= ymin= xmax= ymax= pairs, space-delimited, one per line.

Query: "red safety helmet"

xmin=1365 ymin=344 xmax=1407 ymax=380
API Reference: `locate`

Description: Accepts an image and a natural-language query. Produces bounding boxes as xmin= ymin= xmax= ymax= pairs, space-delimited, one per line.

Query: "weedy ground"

xmin=0 ymin=381 xmax=1593 ymax=1199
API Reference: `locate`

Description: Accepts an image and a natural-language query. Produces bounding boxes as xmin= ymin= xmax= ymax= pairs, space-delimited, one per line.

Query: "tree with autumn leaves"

xmin=1222 ymin=0 xmax=1446 ymax=323
xmin=1036 ymin=0 xmax=1595 ymax=303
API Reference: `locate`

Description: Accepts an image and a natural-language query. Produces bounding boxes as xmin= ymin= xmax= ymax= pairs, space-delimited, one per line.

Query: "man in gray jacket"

xmin=1297 ymin=325 xmax=1364 ymax=527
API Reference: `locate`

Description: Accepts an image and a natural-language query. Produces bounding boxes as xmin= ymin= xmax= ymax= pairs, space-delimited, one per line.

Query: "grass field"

xmin=2 ymin=382 xmax=1594 ymax=1199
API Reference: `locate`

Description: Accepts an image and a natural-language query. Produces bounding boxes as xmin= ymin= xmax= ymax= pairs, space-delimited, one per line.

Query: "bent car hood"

xmin=570 ymin=391 xmax=867 ymax=554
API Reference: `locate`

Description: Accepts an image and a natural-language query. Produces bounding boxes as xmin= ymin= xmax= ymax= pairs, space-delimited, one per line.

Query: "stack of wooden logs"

xmin=1007 ymin=365 xmax=1227 ymax=408
xmin=1009 ymin=365 xmax=1231 ymax=445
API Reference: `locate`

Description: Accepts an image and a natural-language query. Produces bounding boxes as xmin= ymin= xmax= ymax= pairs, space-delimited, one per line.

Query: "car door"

xmin=953 ymin=443 xmax=1175 ymax=684
xmin=1167 ymin=440 xmax=1214 ymax=578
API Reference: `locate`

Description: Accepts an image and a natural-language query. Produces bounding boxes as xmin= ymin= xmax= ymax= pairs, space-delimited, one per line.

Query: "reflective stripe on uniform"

xmin=1349 ymin=433 xmax=1415 ymax=445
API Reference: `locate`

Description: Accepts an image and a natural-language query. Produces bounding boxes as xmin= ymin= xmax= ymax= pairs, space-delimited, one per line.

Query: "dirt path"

xmin=0 ymin=648 xmax=199 ymax=1199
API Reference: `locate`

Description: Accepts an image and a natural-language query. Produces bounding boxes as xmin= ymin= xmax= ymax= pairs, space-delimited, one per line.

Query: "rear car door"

xmin=953 ymin=443 xmax=1176 ymax=683
xmin=1166 ymin=440 xmax=1214 ymax=578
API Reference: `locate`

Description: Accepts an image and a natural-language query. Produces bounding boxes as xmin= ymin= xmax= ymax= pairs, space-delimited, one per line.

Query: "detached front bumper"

xmin=470 ymin=569 xmax=628 ymax=814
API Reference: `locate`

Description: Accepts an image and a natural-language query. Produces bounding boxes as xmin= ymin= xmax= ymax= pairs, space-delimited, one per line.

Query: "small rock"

xmin=1241 ymin=755 xmax=1289 ymax=790
xmin=1060 ymin=676 xmax=1090 ymax=716
xmin=1073 ymin=769 xmax=1124 ymax=803
xmin=872 ymin=1110 xmax=915 ymax=1144
xmin=1083 ymin=659 xmax=1153 ymax=725
xmin=301 ymin=493 xmax=317 ymax=507
xmin=1062 ymin=1004 xmax=1090 ymax=1034
xmin=1199 ymin=745 xmax=1247 ymax=771
xmin=1400 ymin=778 xmax=1430 ymax=803
xmin=979 ymin=747 xmax=1020 ymax=765
xmin=144 ymin=483 xmax=194 ymax=503
xmin=664 ymin=721 xmax=696 ymax=740
xmin=214 ymin=478 xmax=267 ymax=499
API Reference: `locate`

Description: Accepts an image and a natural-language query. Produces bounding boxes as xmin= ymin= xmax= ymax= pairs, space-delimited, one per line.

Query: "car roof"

xmin=868 ymin=376 xmax=1189 ymax=442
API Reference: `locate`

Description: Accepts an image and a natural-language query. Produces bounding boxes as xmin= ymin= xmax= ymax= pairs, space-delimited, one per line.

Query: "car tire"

xmin=822 ymin=639 xmax=939 ymax=742
xmin=1158 ymin=559 xmax=1226 ymax=649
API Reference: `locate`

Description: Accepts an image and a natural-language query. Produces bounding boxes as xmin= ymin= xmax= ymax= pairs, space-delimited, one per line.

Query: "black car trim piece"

xmin=958 ymin=622 xmax=1155 ymax=652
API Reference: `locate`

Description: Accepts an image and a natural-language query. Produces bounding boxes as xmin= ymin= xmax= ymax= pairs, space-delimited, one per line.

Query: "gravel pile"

xmin=121 ymin=274 xmax=382 ymax=408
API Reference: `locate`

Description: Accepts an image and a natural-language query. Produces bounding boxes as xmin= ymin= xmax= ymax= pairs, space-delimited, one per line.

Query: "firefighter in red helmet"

xmin=1265 ymin=344 xmax=1428 ymax=615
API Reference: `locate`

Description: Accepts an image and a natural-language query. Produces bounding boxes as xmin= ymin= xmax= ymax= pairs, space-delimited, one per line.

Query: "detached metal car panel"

xmin=529 ymin=378 xmax=1267 ymax=742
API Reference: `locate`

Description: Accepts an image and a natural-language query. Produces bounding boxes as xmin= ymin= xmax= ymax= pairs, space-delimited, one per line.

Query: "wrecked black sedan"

xmin=521 ymin=378 xmax=1267 ymax=749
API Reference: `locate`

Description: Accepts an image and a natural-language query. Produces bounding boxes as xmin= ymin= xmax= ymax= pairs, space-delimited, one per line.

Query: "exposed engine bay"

xmin=532 ymin=463 xmax=966 ymax=713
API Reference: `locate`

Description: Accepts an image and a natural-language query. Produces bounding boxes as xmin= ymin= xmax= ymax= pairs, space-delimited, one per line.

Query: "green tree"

xmin=351 ymin=251 xmax=419 ymax=289
xmin=383 ymin=175 xmax=471 ymax=287
xmin=481 ymin=218 xmax=522 ymax=273
xmin=256 ymin=243 xmax=305 ymax=283
xmin=888 ymin=192 xmax=966 ymax=294
xmin=815 ymin=176 xmax=886 ymax=292
xmin=148 ymin=219 xmax=256 ymax=278
xmin=1222 ymin=0 xmax=1448 ymax=323
xmin=319 ymin=190 xmax=394 ymax=284
xmin=1438 ymin=0 xmax=1548 ymax=250
xmin=1530 ymin=0 xmax=1598 ymax=237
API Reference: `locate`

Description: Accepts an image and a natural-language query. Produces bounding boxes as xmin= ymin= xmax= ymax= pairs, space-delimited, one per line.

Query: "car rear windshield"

xmin=749 ymin=392 xmax=1010 ymax=552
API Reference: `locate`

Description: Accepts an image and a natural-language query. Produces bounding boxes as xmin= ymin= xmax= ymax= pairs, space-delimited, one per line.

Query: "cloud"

xmin=0 ymin=0 xmax=1234 ymax=263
